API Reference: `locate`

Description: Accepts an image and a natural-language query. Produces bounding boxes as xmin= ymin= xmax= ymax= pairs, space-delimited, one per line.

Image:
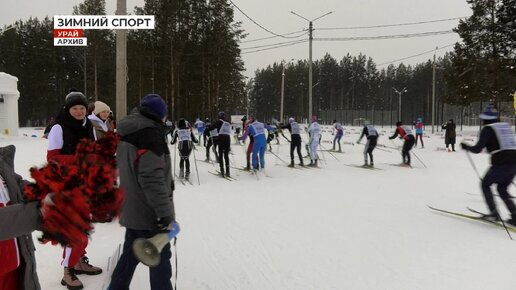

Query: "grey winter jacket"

xmin=116 ymin=108 xmax=175 ymax=230
xmin=0 ymin=145 xmax=41 ymax=290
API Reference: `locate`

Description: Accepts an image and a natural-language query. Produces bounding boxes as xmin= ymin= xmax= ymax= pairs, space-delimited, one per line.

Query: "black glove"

xmin=389 ymin=136 xmax=394 ymax=140
xmin=460 ymin=142 xmax=470 ymax=150
xmin=156 ymin=215 xmax=173 ymax=233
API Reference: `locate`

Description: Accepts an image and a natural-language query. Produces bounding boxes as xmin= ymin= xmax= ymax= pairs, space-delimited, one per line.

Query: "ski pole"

xmin=191 ymin=143 xmax=201 ymax=185
xmin=319 ymin=142 xmax=339 ymax=162
xmin=411 ymin=151 xmax=427 ymax=168
xmin=465 ymin=151 xmax=482 ymax=180
xmin=268 ymin=150 xmax=289 ymax=165
xmin=173 ymin=142 xmax=177 ymax=178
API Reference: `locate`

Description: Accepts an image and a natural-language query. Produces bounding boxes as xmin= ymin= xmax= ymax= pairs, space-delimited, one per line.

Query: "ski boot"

xmin=185 ymin=171 xmax=190 ymax=180
xmin=225 ymin=167 xmax=231 ymax=178
xmin=288 ymin=160 xmax=295 ymax=168
xmin=179 ymin=168 xmax=184 ymax=179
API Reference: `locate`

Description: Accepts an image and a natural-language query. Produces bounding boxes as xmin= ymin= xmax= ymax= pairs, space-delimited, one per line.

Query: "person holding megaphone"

xmin=108 ymin=94 xmax=177 ymax=290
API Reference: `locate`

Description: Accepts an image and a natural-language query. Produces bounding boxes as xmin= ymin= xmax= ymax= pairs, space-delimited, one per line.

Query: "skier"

xmin=208 ymin=112 xmax=232 ymax=177
xmin=414 ymin=117 xmax=424 ymax=148
xmin=281 ymin=117 xmax=304 ymax=167
xmin=171 ymin=119 xmax=199 ymax=180
xmin=266 ymin=123 xmax=276 ymax=151
xmin=461 ymin=104 xmax=516 ymax=225
xmin=240 ymin=118 xmax=255 ymax=170
xmin=193 ymin=118 xmax=205 ymax=147
xmin=388 ymin=121 xmax=415 ymax=166
xmin=332 ymin=119 xmax=344 ymax=152
xmin=357 ymin=121 xmax=379 ymax=167
xmin=442 ymin=119 xmax=456 ymax=152
xmin=205 ymin=118 xmax=219 ymax=162
xmin=248 ymin=117 xmax=275 ymax=171
xmin=308 ymin=116 xmax=321 ymax=167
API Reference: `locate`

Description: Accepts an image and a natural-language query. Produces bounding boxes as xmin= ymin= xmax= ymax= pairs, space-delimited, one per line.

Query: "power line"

xmin=241 ymin=39 xmax=309 ymax=50
xmin=377 ymin=43 xmax=456 ymax=67
xmin=228 ymin=0 xmax=303 ymax=39
xmin=317 ymin=16 xmax=466 ymax=31
xmin=315 ymin=30 xmax=455 ymax=41
xmin=241 ymin=39 xmax=308 ymax=54
xmin=240 ymin=30 xmax=307 ymax=43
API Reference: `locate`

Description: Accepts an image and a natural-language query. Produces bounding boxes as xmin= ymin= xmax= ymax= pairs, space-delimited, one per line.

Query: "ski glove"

xmin=460 ymin=142 xmax=470 ymax=150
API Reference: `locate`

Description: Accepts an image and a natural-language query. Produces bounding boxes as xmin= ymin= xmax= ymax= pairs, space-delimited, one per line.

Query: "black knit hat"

xmin=65 ymin=92 xmax=88 ymax=109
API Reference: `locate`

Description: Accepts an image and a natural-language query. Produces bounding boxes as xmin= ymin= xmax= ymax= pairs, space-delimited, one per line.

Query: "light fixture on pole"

xmin=290 ymin=10 xmax=333 ymax=122
xmin=280 ymin=58 xmax=294 ymax=124
xmin=392 ymin=87 xmax=407 ymax=122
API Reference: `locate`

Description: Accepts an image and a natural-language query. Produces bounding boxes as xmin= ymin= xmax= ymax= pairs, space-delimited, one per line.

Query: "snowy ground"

xmin=2 ymin=125 xmax=516 ymax=290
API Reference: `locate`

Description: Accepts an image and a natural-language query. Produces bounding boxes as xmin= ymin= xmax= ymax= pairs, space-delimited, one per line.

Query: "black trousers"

xmin=290 ymin=134 xmax=303 ymax=163
xmin=218 ymin=135 xmax=231 ymax=174
xmin=402 ymin=136 xmax=415 ymax=165
xmin=482 ymin=164 xmax=516 ymax=216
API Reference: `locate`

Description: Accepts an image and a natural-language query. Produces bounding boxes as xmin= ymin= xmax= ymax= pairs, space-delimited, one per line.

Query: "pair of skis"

xmin=428 ymin=205 xmax=516 ymax=238
xmin=208 ymin=170 xmax=236 ymax=181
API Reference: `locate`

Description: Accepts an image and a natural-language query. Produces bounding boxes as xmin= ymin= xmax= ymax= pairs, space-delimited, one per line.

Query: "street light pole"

xmin=280 ymin=59 xmax=294 ymax=123
xmin=291 ymin=10 xmax=333 ymax=122
xmin=392 ymin=87 xmax=407 ymax=122
xmin=432 ymin=46 xmax=437 ymax=133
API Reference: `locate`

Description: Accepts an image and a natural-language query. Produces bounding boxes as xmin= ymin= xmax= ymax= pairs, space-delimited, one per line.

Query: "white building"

xmin=0 ymin=72 xmax=20 ymax=136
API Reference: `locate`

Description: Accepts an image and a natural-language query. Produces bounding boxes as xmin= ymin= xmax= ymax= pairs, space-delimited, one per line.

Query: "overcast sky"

xmin=0 ymin=0 xmax=472 ymax=78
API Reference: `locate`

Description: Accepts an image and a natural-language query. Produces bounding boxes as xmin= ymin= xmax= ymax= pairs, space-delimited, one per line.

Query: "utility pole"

xmin=432 ymin=46 xmax=437 ymax=133
xmin=116 ymin=0 xmax=127 ymax=123
xmin=290 ymin=11 xmax=332 ymax=122
xmin=281 ymin=65 xmax=286 ymax=123
xmin=280 ymin=59 xmax=294 ymax=123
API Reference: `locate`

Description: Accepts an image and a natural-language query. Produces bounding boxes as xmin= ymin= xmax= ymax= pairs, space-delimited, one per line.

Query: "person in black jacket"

xmin=207 ymin=112 xmax=232 ymax=177
xmin=442 ymin=119 xmax=457 ymax=152
xmin=461 ymin=104 xmax=516 ymax=225
xmin=171 ymin=119 xmax=198 ymax=180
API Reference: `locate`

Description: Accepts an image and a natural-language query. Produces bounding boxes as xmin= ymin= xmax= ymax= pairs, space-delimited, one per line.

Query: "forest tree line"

xmin=0 ymin=0 xmax=514 ymax=126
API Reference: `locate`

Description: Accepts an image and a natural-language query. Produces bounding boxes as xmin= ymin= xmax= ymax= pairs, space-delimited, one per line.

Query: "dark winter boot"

xmin=185 ymin=171 xmax=190 ymax=180
xmin=226 ymin=167 xmax=231 ymax=178
xmin=288 ymin=160 xmax=295 ymax=168
xmin=179 ymin=168 xmax=184 ymax=179
xmin=61 ymin=267 xmax=83 ymax=290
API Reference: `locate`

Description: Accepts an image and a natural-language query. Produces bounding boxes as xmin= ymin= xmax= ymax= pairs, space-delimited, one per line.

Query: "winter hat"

xmin=93 ymin=101 xmax=110 ymax=115
xmin=141 ymin=94 xmax=167 ymax=119
xmin=395 ymin=121 xmax=402 ymax=127
xmin=311 ymin=115 xmax=318 ymax=122
xmin=178 ymin=118 xmax=186 ymax=129
xmin=479 ymin=103 xmax=498 ymax=120
xmin=65 ymin=92 xmax=88 ymax=109
xmin=288 ymin=117 xmax=295 ymax=123
xmin=218 ymin=111 xmax=225 ymax=119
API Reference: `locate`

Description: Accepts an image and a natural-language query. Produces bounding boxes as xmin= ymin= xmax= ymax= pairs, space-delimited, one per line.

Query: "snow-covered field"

xmin=2 ymin=125 xmax=516 ymax=290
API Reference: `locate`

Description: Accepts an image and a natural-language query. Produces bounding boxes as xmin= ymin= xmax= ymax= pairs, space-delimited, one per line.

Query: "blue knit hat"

xmin=218 ymin=111 xmax=225 ymax=119
xmin=479 ymin=103 xmax=498 ymax=120
xmin=141 ymin=94 xmax=167 ymax=119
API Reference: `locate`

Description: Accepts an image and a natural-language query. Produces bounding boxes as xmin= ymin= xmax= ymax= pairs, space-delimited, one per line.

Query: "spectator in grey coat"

xmin=108 ymin=94 xmax=176 ymax=290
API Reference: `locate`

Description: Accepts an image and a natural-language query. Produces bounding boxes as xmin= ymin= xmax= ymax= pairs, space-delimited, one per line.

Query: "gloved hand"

xmin=156 ymin=215 xmax=174 ymax=233
xmin=460 ymin=142 xmax=470 ymax=150
xmin=356 ymin=140 xmax=360 ymax=144
xmin=389 ymin=136 xmax=394 ymax=140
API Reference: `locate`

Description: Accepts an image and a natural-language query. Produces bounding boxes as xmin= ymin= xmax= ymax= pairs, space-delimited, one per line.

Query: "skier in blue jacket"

xmin=248 ymin=118 xmax=274 ymax=171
